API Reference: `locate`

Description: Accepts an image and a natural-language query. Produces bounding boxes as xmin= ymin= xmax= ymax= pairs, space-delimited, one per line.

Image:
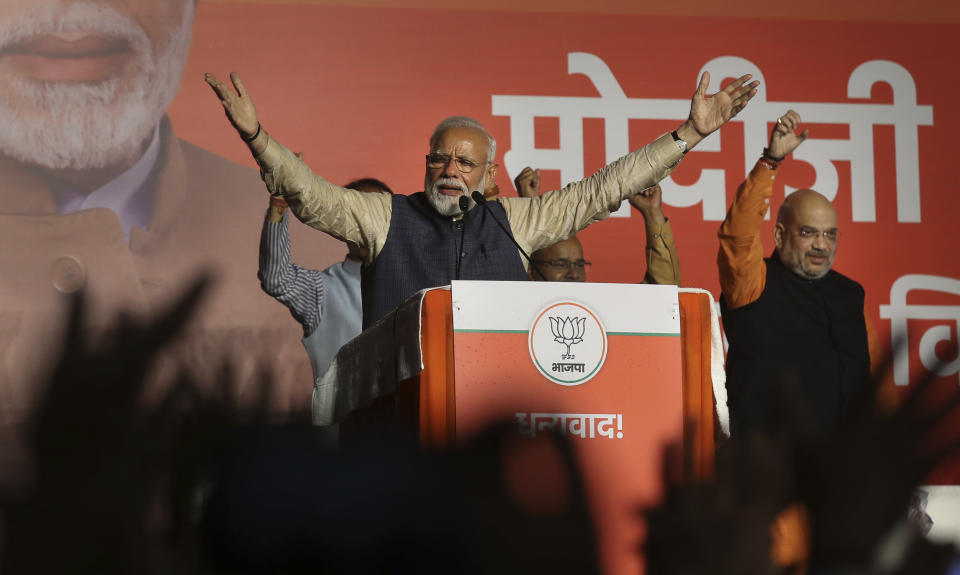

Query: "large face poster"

xmin=0 ymin=0 xmax=348 ymax=423
xmin=0 ymin=0 xmax=958 ymax=477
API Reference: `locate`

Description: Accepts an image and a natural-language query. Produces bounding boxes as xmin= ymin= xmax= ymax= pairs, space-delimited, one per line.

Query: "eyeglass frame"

xmin=425 ymin=152 xmax=490 ymax=174
xmin=530 ymin=258 xmax=593 ymax=272
xmin=794 ymin=225 xmax=840 ymax=243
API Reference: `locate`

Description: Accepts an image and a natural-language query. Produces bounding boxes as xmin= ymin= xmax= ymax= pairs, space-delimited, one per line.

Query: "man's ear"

xmin=486 ymin=162 xmax=499 ymax=187
xmin=774 ymin=222 xmax=785 ymax=249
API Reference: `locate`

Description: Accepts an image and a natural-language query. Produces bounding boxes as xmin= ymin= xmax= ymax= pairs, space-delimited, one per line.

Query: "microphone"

xmin=470 ymin=191 xmax=547 ymax=281
xmin=455 ymin=195 xmax=470 ymax=280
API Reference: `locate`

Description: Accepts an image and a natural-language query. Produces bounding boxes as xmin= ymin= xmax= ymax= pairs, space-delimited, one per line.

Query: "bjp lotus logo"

xmin=550 ymin=316 xmax=586 ymax=359
xmin=529 ymin=302 xmax=607 ymax=386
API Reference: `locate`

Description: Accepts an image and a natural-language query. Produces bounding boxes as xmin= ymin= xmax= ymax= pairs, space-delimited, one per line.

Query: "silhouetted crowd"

xmin=0 ymin=277 xmax=956 ymax=575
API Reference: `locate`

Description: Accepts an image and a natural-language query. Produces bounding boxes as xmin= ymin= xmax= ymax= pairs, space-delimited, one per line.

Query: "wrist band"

xmin=762 ymin=147 xmax=784 ymax=163
xmin=242 ymin=123 xmax=261 ymax=143
xmin=269 ymin=196 xmax=288 ymax=208
xmin=759 ymin=158 xmax=780 ymax=171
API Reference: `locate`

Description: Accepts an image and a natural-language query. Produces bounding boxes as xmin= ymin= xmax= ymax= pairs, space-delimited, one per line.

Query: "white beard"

xmin=424 ymin=174 xmax=483 ymax=217
xmin=0 ymin=1 xmax=194 ymax=171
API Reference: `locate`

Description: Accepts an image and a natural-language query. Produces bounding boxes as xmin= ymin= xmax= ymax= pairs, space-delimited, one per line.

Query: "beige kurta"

xmin=253 ymin=132 xmax=685 ymax=283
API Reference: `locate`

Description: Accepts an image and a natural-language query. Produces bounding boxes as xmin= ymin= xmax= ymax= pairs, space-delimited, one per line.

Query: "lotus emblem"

xmin=549 ymin=316 xmax=586 ymax=359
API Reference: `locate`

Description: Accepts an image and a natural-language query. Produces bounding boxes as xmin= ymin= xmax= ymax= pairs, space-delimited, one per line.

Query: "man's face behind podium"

xmin=0 ymin=0 xmax=195 ymax=172
xmin=529 ymin=236 xmax=587 ymax=283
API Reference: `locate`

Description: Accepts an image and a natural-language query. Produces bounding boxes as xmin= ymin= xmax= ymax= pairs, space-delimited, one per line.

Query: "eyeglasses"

xmin=796 ymin=226 xmax=839 ymax=243
xmin=425 ymin=153 xmax=488 ymax=174
xmin=531 ymin=259 xmax=592 ymax=272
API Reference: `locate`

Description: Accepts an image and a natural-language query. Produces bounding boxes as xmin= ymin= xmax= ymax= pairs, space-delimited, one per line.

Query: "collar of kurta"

xmin=0 ymin=115 xmax=189 ymax=253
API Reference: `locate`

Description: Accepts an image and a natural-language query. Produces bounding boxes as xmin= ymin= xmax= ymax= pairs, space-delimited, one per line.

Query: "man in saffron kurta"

xmin=718 ymin=110 xmax=881 ymax=438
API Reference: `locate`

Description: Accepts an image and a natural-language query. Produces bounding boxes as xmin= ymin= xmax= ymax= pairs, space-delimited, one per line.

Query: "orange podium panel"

xmin=343 ymin=282 xmax=721 ymax=575
xmin=449 ymin=280 xmax=683 ymax=575
xmin=414 ymin=287 xmax=717 ymax=473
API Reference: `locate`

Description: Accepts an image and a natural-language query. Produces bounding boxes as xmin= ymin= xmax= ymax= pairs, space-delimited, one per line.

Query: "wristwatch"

xmin=670 ymin=130 xmax=688 ymax=155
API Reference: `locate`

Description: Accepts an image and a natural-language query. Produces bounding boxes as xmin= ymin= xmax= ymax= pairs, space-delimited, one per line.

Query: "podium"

xmin=318 ymin=281 xmax=725 ymax=575
xmin=327 ymin=283 xmax=721 ymax=469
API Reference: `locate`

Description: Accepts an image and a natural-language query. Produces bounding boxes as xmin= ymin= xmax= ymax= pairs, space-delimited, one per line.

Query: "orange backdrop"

xmin=172 ymin=0 xmax=960 ymax=445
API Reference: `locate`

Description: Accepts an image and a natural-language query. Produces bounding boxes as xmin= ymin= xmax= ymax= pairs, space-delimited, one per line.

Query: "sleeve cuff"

xmin=652 ymin=132 xmax=684 ymax=169
xmin=646 ymin=218 xmax=674 ymax=245
xmin=254 ymin=134 xmax=289 ymax=172
xmin=752 ymin=158 xmax=779 ymax=180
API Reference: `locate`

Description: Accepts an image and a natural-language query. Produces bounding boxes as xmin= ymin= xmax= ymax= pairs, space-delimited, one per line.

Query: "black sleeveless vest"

xmin=361 ymin=193 xmax=528 ymax=328
xmin=720 ymin=255 xmax=871 ymax=436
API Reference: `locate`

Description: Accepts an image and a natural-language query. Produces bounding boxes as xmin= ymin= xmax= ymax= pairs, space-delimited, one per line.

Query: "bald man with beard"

xmin=718 ymin=110 xmax=880 ymax=438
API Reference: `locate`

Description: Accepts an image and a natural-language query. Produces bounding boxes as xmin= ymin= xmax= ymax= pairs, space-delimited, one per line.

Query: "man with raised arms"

xmin=718 ymin=109 xmax=881 ymax=437
xmin=206 ymin=70 xmax=757 ymax=328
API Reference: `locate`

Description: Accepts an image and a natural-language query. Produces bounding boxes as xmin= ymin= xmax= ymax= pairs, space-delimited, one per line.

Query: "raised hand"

xmin=205 ymin=72 xmax=260 ymax=140
xmin=688 ymin=72 xmax=759 ymax=137
xmin=643 ymin=433 xmax=788 ymax=575
xmin=795 ymin=359 xmax=960 ymax=568
xmin=1 ymin=276 xmax=213 ymax=574
xmin=767 ymin=109 xmax=808 ymax=159
xmin=514 ymin=167 xmax=541 ymax=198
xmin=628 ymin=184 xmax=666 ymax=225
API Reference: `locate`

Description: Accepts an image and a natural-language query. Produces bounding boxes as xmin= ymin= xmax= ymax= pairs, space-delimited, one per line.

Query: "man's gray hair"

xmin=429 ymin=116 xmax=497 ymax=162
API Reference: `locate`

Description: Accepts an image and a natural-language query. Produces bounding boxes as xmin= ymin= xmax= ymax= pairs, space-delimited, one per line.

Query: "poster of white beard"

xmin=0 ymin=0 xmax=344 ymax=436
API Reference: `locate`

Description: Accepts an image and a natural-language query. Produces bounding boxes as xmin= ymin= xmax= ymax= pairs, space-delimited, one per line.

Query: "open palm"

xmin=688 ymin=72 xmax=759 ymax=136
xmin=205 ymin=72 xmax=260 ymax=139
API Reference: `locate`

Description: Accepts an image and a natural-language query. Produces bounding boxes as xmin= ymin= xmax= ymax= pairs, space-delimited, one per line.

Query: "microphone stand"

xmin=455 ymin=195 xmax=470 ymax=280
xmin=470 ymin=191 xmax=547 ymax=281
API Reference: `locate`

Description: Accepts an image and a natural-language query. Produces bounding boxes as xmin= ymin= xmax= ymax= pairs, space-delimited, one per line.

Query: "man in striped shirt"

xmin=259 ymin=178 xmax=393 ymax=388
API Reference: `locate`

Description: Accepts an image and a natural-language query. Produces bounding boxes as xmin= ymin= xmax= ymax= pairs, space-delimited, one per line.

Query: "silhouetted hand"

xmin=644 ymin=432 xmax=793 ymax=575
xmin=796 ymin=360 xmax=960 ymax=569
xmin=1 ymin=276 xmax=212 ymax=574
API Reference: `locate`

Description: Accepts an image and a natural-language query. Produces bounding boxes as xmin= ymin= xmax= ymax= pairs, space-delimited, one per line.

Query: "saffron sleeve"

xmin=718 ymin=161 xmax=776 ymax=309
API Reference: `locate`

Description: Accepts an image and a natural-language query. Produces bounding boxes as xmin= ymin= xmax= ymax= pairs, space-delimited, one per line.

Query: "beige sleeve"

xmin=500 ymin=133 xmax=683 ymax=255
xmin=254 ymin=135 xmax=392 ymax=263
